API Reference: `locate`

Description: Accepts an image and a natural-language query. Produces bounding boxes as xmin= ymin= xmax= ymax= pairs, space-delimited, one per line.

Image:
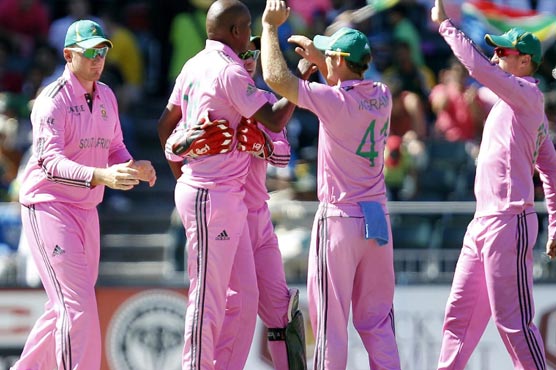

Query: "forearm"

xmin=157 ymin=104 xmax=181 ymax=151
xmin=261 ymin=24 xmax=299 ymax=103
xmin=157 ymin=104 xmax=184 ymax=177
xmin=537 ymin=138 xmax=556 ymax=239
xmin=41 ymin=154 xmax=96 ymax=188
xmin=158 ymin=121 xmax=176 ymax=152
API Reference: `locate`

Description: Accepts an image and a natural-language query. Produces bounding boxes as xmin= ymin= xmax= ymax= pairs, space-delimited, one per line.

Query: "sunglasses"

xmin=494 ymin=47 xmax=522 ymax=58
xmin=239 ymin=49 xmax=260 ymax=61
xmin=67 ymin=46 xmax=109 ymax=59
xmin=325 ymin=49 xmax=351 ymax=57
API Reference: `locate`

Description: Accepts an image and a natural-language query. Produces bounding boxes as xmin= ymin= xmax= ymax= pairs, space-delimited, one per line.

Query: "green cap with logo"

xmin=64 ymin=20 xmax=113 ymax=49
xmin=485 ymin=27 xmax=542 ymax=64
xmin=313 ymin=27 xmax=371 ymax=65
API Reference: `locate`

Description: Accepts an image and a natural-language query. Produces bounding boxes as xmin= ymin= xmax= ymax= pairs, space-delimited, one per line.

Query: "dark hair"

xmin=530 ymin=59 xmax=540 ymax=74
xmin=346 ymin=54 xmax=371 ymax=75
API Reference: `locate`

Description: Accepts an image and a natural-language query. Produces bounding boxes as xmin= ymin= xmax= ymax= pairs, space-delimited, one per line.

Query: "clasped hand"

xmin=94 ymin=160 xmax=156 ymax=190
xmin=262 ymin=0 xmax=290 ymax=27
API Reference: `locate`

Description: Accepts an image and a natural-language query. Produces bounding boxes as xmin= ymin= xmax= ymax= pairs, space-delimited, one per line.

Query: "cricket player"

xmin=214 ymin=36 xmax=308 ymax=370
xmin=164 ymin=36 xmax=310 ymax=370
xmin=431 ymin=0 xmax=556 ymax=368
xmin=12 ymin=19 xmax=156 ymax=370
xmin=166 ymin=35 xmax=311 ymax=369
xmin=156 ymin=1 xmax=301 ymax=368
xmin=259 ymin=1 xmax=402 ymax=369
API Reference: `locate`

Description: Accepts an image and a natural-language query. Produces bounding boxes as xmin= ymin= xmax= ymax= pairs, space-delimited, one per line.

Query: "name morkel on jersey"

xmin=79 ymin=137 xmax=112 ymax=149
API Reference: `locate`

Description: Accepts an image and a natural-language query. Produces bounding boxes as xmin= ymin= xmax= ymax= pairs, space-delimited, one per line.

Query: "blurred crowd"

xmin=0 ymin=0 xmax=555 ymax=206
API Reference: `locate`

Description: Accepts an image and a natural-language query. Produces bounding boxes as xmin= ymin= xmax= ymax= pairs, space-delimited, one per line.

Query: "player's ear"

xmin=336 ymin=56 xmax=345 ymax=68
xmin=63 ymin=48 xmax=73 ymax=63
xmin=519 ymin=54 xmax=534 ymax=74
xmin=231 ymin=24 xmax=239 ymax=37
xmin=520 ymin=54 xmax=531 ymax=67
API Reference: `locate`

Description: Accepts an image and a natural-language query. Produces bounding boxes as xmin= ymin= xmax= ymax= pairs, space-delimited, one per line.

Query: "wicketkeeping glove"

xmin=171 ymin=117 xmax=234 ymax=158
xmin=237 ymin=117 xmax=274 ymax=159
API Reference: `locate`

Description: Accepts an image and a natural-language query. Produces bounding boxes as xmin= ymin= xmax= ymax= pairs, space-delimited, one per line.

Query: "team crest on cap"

xmin=77 ymin=23 xmax=98 ymax=41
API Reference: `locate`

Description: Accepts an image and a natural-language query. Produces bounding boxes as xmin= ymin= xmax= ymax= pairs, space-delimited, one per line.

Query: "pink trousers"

xmin=12 ymin=203 xmax=101 ymax=370
xmin=308 ymin=204 xmax=400 ymax=370
xmin=175 ymin=183 xmax=258 ymax=370
xmin=217 ymin=204 xmax=291 ymax=369
xmin=438 ymin=212 xmax=546 ymax=370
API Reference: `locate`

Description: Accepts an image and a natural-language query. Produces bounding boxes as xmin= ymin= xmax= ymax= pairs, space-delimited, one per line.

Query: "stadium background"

xmin=1 ymin=0 xmax=556 ymax=369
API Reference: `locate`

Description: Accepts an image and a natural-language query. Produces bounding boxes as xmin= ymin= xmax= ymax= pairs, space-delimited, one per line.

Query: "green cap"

xmin=313 ymin=27 xmax=371 ymax=65
xmin=64 ymin=20 xmax=113 ymax=49
xmin=485 ymin=28 xmax=542 ymax=64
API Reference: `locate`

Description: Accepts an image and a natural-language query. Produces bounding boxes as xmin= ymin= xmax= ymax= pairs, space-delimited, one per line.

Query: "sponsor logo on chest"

xmin=68 ymin=105 xmax=86 ymax=115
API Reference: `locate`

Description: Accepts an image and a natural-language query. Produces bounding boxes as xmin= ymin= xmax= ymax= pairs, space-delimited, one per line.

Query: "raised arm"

xmin=260 ymin=0 xmax=300 ymax=104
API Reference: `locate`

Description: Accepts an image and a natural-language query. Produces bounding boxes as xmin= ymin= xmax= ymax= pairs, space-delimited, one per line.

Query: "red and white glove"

xmin=236 ymin=117 xmax=274 ymax=159
xmin=169 ymin=117 xmax=234 ymax=158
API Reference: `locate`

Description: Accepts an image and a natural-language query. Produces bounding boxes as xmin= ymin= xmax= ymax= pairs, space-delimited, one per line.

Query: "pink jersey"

xmin=440 ymin=20 xmax=556 ymax=237
xmin=297 ymin=79 xmax=392 ymax=215
xmin=244 ymin=92 xmax=290 ymax=211
xmin=167 ymin=39 xmax=269 ymax=189
xmin=19 ymin=65 xmax=131 ymax=209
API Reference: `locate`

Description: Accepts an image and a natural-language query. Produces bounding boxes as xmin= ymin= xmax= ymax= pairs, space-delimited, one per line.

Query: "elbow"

xmin=156 ymin=118 xmax=170 ymax=134
xmin=265 ymin=115 xmax=286 ymax=133
xmin=264 ymin=75 xmax=279 ymax=92
xmin=263 ymin=72 xmax=284 ymax=95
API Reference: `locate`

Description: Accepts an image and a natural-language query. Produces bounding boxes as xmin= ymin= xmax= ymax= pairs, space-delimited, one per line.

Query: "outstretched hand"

xmin=289 ymin=35 xmax=323 ymax=65
xmin=431 ymin=0 xmax=448 ymax=24
xmin=297 ymin=58 xmax=318 ymax=81
xmin=262 ymin=0 xmax=290 ymax=28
